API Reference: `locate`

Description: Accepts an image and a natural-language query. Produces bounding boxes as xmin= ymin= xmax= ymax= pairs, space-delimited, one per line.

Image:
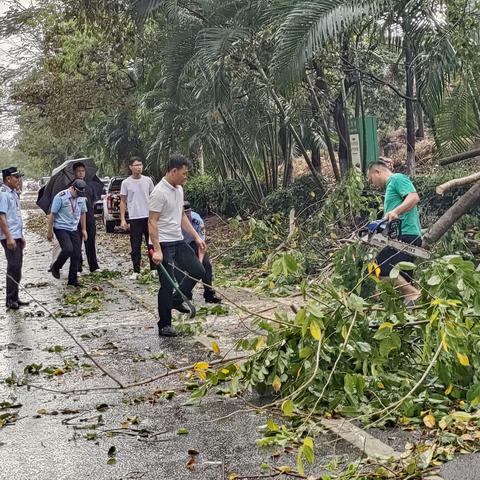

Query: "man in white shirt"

xmin=120 ymin=156 xmax=155 ymax=278
xmin=148 ymin=154 xmax=206 ymax=337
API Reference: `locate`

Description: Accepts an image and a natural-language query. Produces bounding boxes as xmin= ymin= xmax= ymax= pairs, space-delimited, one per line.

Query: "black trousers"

xmin=376 ymin=235 xmax=422 ymax=282
xmin=79 ymin=215 xmax=99 ymax=272
xmin=129 ymin=218 xmax=155 ymax=272
xmin=187 ymin=241 xmax=215 ymax=299
xmin=53 ymin=228 xmax=81 ymax=285
xmin=1 ymin=239 xmax=23 ymax=303
xmin=157 ymin=241 xmax=205 ymax=328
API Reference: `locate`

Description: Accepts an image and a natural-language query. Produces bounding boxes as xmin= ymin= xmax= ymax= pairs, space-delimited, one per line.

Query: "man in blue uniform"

xmin=182 ymin=202 xmax=221 ymax=303
xmin=47 ymin=179 xmax=88 ymax=287
xmin=0 ymin=167 xmax=29 ymax=309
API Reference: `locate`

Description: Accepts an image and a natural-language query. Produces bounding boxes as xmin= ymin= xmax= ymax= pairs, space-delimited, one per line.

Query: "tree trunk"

xmin=439 ymin=148 xmax=480 ymax=166
xmin=416 ymin=103 xmax=425 ymax=139
xmin=320 ymin=119 xmax=341 ymax=182
xmin=312 ymin=146 xmax=321 ymax=172
xmin=404 ymin=38 xmax=416 ymax=175
xmin=423 ymin=180 xmax=480 ymax=245
xmin=219 ymin=108 xmax=263 ymax=204
xmin=254 ymin=62 xmax=324 ymax=188
xmin=189 ymin=141 xmax=204 ymax=174
xmin=415 ymin=66 xmax=425 ymax=139
xmin=334 ymin=93 xmax=350 ymax=177
xmin=305 ymin=73 xmax=341 ymax=181
xmin=279 ymin=126 xmax=293 ymax=187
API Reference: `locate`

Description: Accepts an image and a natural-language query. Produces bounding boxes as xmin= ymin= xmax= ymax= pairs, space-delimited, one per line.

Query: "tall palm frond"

xmin=271 ymin=0 xmax=384 ymax=85
xmin=433 ymin=80 xmax=480 ymax=156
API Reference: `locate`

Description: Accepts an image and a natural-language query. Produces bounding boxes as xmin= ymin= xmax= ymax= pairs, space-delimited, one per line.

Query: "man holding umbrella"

xmin=72 ymin=161 xmax=100 ymax=272
xmin=36 ymin=157 xmax=103 ymax=275
xmin=0 ymin=167 xmax=29 ymax=309
xmin=47 ymin=180 xmax=88 ymax=287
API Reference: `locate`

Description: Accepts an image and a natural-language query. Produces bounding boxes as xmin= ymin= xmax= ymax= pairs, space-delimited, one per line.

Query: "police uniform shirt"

xmin=182 ymin=211 xmax=205 ymax=244
xmin=51 ymin=189 xmax=88 ymax=231
xmin=0 ymin=185 xmax=23 ymax=240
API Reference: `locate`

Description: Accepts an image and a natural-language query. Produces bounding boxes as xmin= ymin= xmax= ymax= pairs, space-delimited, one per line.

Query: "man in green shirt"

xmin=367 ymin=161 xmax=422 ymax=304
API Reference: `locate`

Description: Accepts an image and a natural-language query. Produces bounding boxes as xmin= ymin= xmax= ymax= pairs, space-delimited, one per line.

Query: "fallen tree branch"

xmin=424 ymin=180 xmax=480 ymax=245
xmin=28 ymin=354 xmax=249 ymax=395
xmin=439 ymin=148 xmax=480 ymax=166
xmin=436 ymin=172 xmax=480 ymax=195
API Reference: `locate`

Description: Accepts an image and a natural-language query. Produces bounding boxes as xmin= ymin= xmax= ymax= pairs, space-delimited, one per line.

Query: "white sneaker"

xmin=129 ymin=272 xmax=139 ymax=280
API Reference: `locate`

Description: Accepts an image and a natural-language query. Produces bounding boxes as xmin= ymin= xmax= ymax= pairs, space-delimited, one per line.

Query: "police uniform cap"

xmin=72 ymin=179 xmax=87 ymax=196
xmin=2 ymin=167 xmax=24 ymax=179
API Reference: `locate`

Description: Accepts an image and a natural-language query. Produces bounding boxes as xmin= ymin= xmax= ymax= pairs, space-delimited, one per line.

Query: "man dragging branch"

xmin=148 ymin=154 xmax=206 ymax=337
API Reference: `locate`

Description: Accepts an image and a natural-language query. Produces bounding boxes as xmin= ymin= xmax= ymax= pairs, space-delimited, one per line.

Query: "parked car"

xmin=102 ymin=176 xmax=127 ymax=233
xmin=93 ymin=177 xmax=110 ymax=215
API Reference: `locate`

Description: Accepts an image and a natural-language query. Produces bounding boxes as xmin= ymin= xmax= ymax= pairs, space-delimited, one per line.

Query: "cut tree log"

xmin=436 ymin=172 xmax=480 ymax=195
xmin=439 ymin=148 xmax=480 ymax=166
xmin=424 ymin=180 xmax=480 ymax=245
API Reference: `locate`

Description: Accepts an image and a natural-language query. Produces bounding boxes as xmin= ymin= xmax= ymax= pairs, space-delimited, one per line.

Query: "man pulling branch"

xmin=148 ymin=154 xmax=206 ymax=337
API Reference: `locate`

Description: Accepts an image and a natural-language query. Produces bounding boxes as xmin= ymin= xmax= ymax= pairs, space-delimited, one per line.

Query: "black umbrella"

xmin=36 ymin=158 xmax=104 ymax=214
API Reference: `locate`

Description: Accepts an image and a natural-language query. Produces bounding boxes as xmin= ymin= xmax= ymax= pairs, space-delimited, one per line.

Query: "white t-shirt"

xmin=148 ymin=178 xmax=184 ymax=242
xmin=120 ymin=175 xmax=154 ymax=219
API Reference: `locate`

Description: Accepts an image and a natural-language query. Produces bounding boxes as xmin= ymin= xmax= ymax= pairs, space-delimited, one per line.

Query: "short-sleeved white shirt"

xmin=148 ymin=178 xmax=184 ymax=242
xmin=120 ymin=175 xmax=154 ymax=219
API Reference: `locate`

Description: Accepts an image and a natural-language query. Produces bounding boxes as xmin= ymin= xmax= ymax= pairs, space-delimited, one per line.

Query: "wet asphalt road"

xmin=0 ymin=196 xmax=357 ymax=480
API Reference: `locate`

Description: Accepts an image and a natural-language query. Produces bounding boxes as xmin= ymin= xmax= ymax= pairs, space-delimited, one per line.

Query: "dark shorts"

xmin=375 ymin=235 xmax=422 ymax=282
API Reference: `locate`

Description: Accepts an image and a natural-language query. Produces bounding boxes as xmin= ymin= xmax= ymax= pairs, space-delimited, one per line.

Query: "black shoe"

xmin=204 ymin=294 xmax=222 ymax=304
xmin=16 ymin=299 xmax=30 ymax=307
xmin=158 ymin=325 xmax=178 ymax=337
xmin=67 ymin=282 xmax=83 ymax=288
xmin=6 ymin=301 xmax=19 ymax=310
xmin=51 ymin=267 xmax=60 ymax=279
xmin=172 ymin=302 xmax=190 ymax=314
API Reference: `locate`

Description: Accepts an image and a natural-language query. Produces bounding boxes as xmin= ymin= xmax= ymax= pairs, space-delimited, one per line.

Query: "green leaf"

xmin=177 ymin=427 xmax=189 ymax=435
xmin=427 ymin=275 xmax=442 ymax=286
xmin=267 ymin=419 xmax=279 ymax=432
xmin=396 ymin=261 xmax=416 ymax=271
xmin=379 ymin=333 xmax=401 ymax=357
xmin=467 ymin=384 xmax=480 ymax=405
xmin=296 ymin=446 xmax=305 ymax=475
xmin=272 ymin=376 xmax=282 ymax=393
xmin=303 ymin=437 xmax=315 ymax=464
xmin=310 ymin=321 xmax=322 ymax=341
xmin=283 ymin=254 xmax=298 ymax=273
xmin=281 ymin=399 xmax=294 ymax=417
xmin=299 ymin=347 xmax=312 ymax=359
xmin=389 ymin=268 xmax=400 ymax=279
